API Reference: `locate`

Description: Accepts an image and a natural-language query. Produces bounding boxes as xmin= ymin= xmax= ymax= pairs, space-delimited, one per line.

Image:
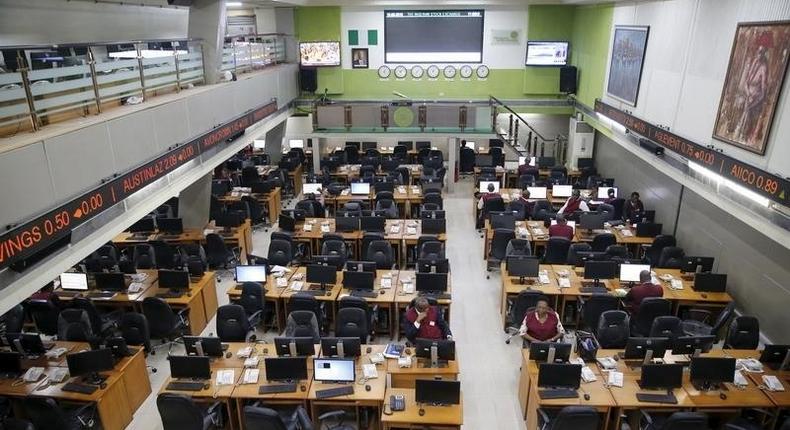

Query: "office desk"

xmin=231 ymin=369 xmax=314 ymax=429
xmin=308 ymin=366 xmax=386 ymax=429
xmin=503 ymin=167 xmax=583 ymax=188
xmin=160 ymin=371 xmax=242 ymax=430
xmin=393 ymin=185 xmax=427 ymax=219
xmin=54 ymin=269 xmax=158 ymax=308
xmin=499 ymin=264 xmax=557 ymax=328
xmin=401 ymin=220 xmax=447 ymax=266
xmin=381 ymin=387 xmax=463 ymax=429
xmin=135 ymin=272 xmax=217 ymax=335
xmin=218 ymin=187 xmax=282 ymax=224
xmin=330 ymin=164 xmax=423 ymax=185
xmin=393 ymin=271 xmax=452 ymax=340
xmin=651 ymin=269 xmax=733 ymax=315
xmin=279 ymin=267 xmax=343 ymax=328
xmin=386 ymin=354 xmax=459 ymax=389
xmin=227 ymin=272 xmax=289 ymax=333
xmin=337 ymin=270 xmax=399 ymax=339
xmin=292 ymin=218 xmax=363 ymax=257
xmin=482 ymin=219 xmax=548 ymax=258
xmin=114 ymin=346 xmax=152 ymax=413
xmin=524 ymin=367 xmax=615 ymax=430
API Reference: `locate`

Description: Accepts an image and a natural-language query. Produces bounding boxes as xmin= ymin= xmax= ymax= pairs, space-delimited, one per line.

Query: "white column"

xmin=188 ymin=0 xmax=227 ymax=84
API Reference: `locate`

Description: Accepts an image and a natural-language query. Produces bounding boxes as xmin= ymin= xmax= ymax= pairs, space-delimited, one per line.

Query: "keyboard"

xmin=158 ymin=234 xmax=181 ymax=240
xmin=300 ymin=289 xmax=329 ymax=296
xmin=259 ymin=383 xmax=297 ymax=394
xmin=156 ymin=291 xmax=184 ymax=299
xmin=538 ymin=388 xmax=578 ymax=399
xmin=87 ymin=291 xmax=117 ymax=299
xmin=350 ymin=290 xmax=378 ymax=298
xmin=420 ymin=292 xmax=451 ymax=300
xmin=62 ymin=383 xmax=98 ymax=395
xmin=580 ymin=286 xmax=609 ymax=294
xmin=636 ymin=392 xmax=678 ymax=404
xmin=315 ymin=385 xmax=354 ymax=399
xmin=167 ymin=381 xmax=206 ymax=391
xmin=58 ymin=291 xmax=82 ymax=297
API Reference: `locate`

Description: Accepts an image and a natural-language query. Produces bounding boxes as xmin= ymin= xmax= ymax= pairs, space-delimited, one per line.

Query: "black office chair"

xmin=86 ymin=244 xmax=119 ymax=271
xmin=543 ymin=237 xmax=572 ymax=264
xmin=538 ymin=405 xmax=599 ymax=430
xmin=724 ymin=316 xmax=760 ymax=349
xmin=725 ymin=410 xmax=776 ymax=430
xmin=532 ymin=200 xmax=553 ymax=220
xmin=643 ymin=235 xmax=676 ymax=265
xmin=519 ymin=174 xmax=537 ymax=189
xmin=267 ymin=238 xmax=294 ymax=267
xmin=0 ymin=418 xmax=34 ymax=430
xmin=157 ymin=393 xmax=222 ymax=430
xmin=505 ymin=238 xmax=531 ymax=257
xmin=320 ymin=235 xmax=348 ymax=269
xmin=460 ymin=147 xmax=475 ymax=173
xmin=149 ymin=241 xmax=177 ymax=269
xmin=566 ymin=243 xmax=592 ymax=266
xmin=241 ymin=166 xmax=260 ymax=187
xmin=71 ymin=297 xmax=117 ymax=338
xmin=423 ymin=192 xmax=443 ymax=209
xmin=24 ymin=298 xmax=61 ymax=336
xmin=605 ymin=244 xmax=629 ymax=261
xmin=242 ymin=196 xmax=266 ymax=228
xmin=649 ymin=316 xmax=683 ymax=340
xmin=216 ymin=304 xmax=257 ymax=342
xmin=596 ymin=203 xmax=615 ymax=222
xmin=480 ymin=196 xmax=506 ymax=228
xmin=489 ymin=147 xmax=504 ymax=167
xmin=283 ymin=310 xmax=320 ymax=343
xmin=590 ymin=233 xmax=617 ymax=252
xmin=343 ymin=201 xmax=364 ymax=217
xmin=205 ymin=233 xmax=239 ymax=270
xmin=375 ymin=198 xmax=399 ymax=218
xmin=344 ymin=145 xmax=359 ymax=164
xmin=487 ymin=228 xmax=515 ymax=278
xmin=578 ymin=294 xmax=618 ymax=331
xmin=631 ymin=298 xmax=671 ymax=337
xmin=57 ymin=308 xmax=94 ymax=342
xmin=548 ymin=171 xmax=567 ymax=185
xmin=133 ymin=244 xmax=157 ymax=269
xmin=657 ymin=246 xmax=685 ymax=269
xmin=504 ymin=290 xmax=548 ymax=343
xmin=180 ymin=244 xmax=208 ymax=269
xmin=366 ymin=240 xmax=395 ymax=269
xmin=236 ymin=282 xmax=267 ymax=329
xmin=637 ymin=411 xmax=709 ymax=430
xmin=395 ymin=166 xmax=411 ymax=185
xmin=23 ymin=398 xmax=96 ymax=430
xmin=681 ymin=301 xmax=735 ymax=340
xmin=335 ymin=307 xmax=369 ymax=344
xmin=1 ymin=304 xmax=25 ymax=334
xmin=120 ymin=312 xmax=152 ymax=352
xmin=596 ymin=310 xmax=630 ymax=348
xmin=142 ymin=297 xmax=189 ymax=354
xmin=417 ymin=236 xmax=444 ymax=260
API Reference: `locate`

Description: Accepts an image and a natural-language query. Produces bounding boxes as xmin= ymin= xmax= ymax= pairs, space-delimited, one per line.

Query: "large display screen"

xmin=299 ymin=41 xmax=341 ymax=67
xmin=526 ymin=41 xmax=569 ymax=66
xmin=385 ymin=10 xmax=484 ymax=63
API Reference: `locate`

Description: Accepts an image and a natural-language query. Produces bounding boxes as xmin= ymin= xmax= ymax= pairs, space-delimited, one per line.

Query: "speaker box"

xmin=560 ymin=66 xmax=577 ymax=94
xmin=300 ymin=68 xmax=318 ymax=93
xmin=167 ymin=0 xmax=193 ymax=5
xmin=639 ymin=138 xmax=665 ymax=156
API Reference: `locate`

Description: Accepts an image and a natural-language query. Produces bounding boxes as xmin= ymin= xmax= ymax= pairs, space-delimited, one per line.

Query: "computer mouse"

xmin=418 ymin=408 xmax=425 ymax=416
xmin=379 ymin=289 xmax=386 ymax=295
xmin=263 ymin=348 xmax=268 ymax=354
xmin=719 ymin=392 xmax=727 ymax=400
xmin=405 ymin=348 xmax=412 ymax=355
xmin=584 ymin=393 xmax=590 ymax=401
xmin=701 ymin=293 xmax=708 ymax=298
xmin=203 ymin=383 xmax=210 ymax=390
xmin=225 ymin=352 xmax=232 ymax=359
xmin=366 ymin=346 xmax=372 ymax=353
xmin=365 ymin=384 xmax=371 ymax=392
xmin=300 ymin=385 xmax=306 ymax=392
xmin=99 ymin=382 xmax=107 ymax=390
xmin=612 ymin=354 xmax=619 ymax=361
xmin=325 ymin=291 xmax=332 ymax=296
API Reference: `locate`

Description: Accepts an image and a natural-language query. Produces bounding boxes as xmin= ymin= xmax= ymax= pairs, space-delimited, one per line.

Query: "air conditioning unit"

xmin=567 ymin=116 xmax=595 ymax=169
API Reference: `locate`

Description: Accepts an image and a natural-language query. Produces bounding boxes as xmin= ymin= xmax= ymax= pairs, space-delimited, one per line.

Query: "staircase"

xmin=489 ymin=96 xmax=568 ymax=164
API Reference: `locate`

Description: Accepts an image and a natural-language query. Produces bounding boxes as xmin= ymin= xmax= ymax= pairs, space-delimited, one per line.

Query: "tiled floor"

xmin=126 ymin=176 xmax=527 ymax=429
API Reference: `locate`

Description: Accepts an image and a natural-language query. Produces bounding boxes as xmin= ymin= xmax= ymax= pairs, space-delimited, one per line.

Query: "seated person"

xmin=515 ymin=189 xmax=535 ymax=216
xmin=557 ymin=189 xmax=590 ymax=215
xmin=30 ymin=282 xmax=57 ymax=301
xmin=476 ymin=182 xmax=501 ymax=210
xmin=519 ymin=298 xmax=565 ymax=343
xmin=624 ymin=192 xmax=645 ymax=221
xmin=624 ymin=270 xmax=663 ymax=315
xmin=603 ymin=188 xmax=618 ymax=204
xmin=548 ymin=214 xmax=574 ymax=241
xmin=404 ymin=297 xmax=452 ymax=342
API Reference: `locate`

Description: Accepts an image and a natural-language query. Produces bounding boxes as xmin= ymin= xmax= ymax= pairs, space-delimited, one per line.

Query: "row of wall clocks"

xmin=377 ymin=65 xmax=490 ymax=80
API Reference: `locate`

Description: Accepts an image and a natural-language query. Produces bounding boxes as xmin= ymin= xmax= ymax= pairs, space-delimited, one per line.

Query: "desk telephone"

xmin=389 ymin=394 xmax=406 ymax=411
xmin=23 ymin=367 xmax=45 ymax=383
xmin=50 ymin=368 xmax=69 ymax=383
xmin=242 ymin=369 xmax=259 ymax=385
xmin=128 ymin=283 xmax=144 ymax=294
xmin=763 ymin=375 xmax=784 ymax=392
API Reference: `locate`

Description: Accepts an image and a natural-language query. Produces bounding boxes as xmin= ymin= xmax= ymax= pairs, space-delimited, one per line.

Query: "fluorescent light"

xmin=226 ymin=1 xmax=243 ymax=6
xmin=108 ymin=49 xmax=187 ymax=59
xmin=253 ymin=139 xmax=265 ymax=149
xmin=688 ymin=162 xmax=770 ymax=208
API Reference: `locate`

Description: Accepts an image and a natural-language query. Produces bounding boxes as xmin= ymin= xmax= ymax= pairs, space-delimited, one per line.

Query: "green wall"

xmin=570 ymin=4 xmax=614 ymax=107
xmin=524 ymin=5 xmax=575 ymax=95
xmin=294 ymin=6 xmax=344 ymax=93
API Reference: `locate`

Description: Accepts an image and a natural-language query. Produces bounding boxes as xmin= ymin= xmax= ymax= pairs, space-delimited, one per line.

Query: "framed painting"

xmin=351 ymin=48 xmax=369 ymax=69
xmin=713 ymin=21 xmax=790 ymax=155
xmin=607 ymin=26 xmax=650 ymax=106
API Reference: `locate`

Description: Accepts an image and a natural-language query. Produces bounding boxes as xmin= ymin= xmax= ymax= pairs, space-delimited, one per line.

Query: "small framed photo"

xmin=352 ymin=48 xmax=369 ymax=69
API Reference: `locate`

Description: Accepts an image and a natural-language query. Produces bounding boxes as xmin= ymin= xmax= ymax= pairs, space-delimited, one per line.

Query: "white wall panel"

xmin=107 ymin=110 xmax=158 ymax=173
xmin=43 ymin=125 xmax=115 ymax=202
xmin=151 ymin=100 xmax=191 ymax=153
xmin=0 ymin=144 xmax=56 ymax=228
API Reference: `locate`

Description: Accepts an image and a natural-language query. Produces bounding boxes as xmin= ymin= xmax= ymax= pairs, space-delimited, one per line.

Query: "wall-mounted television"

xmin=299 ymin=41 xmax=341 ymax=67
xmin=385 ymin=10 xmax=484 ymax=63
xmin=526 ymin=41 xmax=569 ymax=66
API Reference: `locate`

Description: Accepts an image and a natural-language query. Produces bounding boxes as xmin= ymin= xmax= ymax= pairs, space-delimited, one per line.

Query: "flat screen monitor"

xmin=635 ymin=222 xmax=662 ymax=237
xmin=158 ymin=218 xmax=183 ymax=234
xmin=670 ymin=335 xmax=716 ymax=355
xmin=129 ymin=218 xmax=155 ymax=233
xmin=251 ymin=181 xmax=274 ymax=194
xmin=0 ymin=352 xmax=22 ymax=375
xmin=303 ymin=183 xmax=322 ymax=195
xmin=307 ymin=264 xmax=336 ymax=285
xmin=529 ymin=342 xmax=572 ymax=363
xmin=320 ymin=337 xmax=362 ymax=358
xmin=344 ymin=261 xmax=377 ymax=273
xmin=350 ymin=182 xmax=371 ymax=195
xmin=158 ymin=269 xmax=190 ymax=290
xmin=313 ymin=358 xmax=355 ymax=382
xmin=212 ymin=180 xmax=231 ymax=196
xmin=579 ymin=212 xmax=605 ymax=230
xmin=475 ymin=154 xmax=494 ymax=167
xmin=183 ymin=336 xmax=225 ymax=357
xmin=537 ymin=157 xmax=556 ymax=168
xmin=490 ymin=212 xmax=516 ymax=230
xmin=422 ymin=218 xmax=446 ymax=234
xmin=289 ymin=139 xmax=304 ymax=148
xmin=415 ymin=339 xmax=455 ymax=360
xmin=273 ymin=337 xmax=315 ymax=357
xmin=421 ymin=210 xmax=446 ymax=220
xmin=507 ymin=256 xmax=540 ymax=278
xmin=66 ymin=349 xmax=114 ymax=378
xmin=577 ymin=158 xmax=594 ymax=169
xmin=416 ymin=141 xmax=431 ymax=151
xmin=345 ymin=142 xmax=361 ymax=150
xmin=362 ymin=142 xmax=377 ymax=151
xmin=619 ymin=264 xmax=650 ymax=283
xmin=623 ymin=337 xmax=670 ymax=360
xmin=693 ymin=273 xmax=727 ymax=293
xmin=342 ymin=270 xmax=375 ymax=291
xmin=597 ymin=187 xmax=618 ymax=199
xmin=169 ymin=355 xmax=211 ymax=379
xmin=374 ymin=182 xmax=395 ymax=193
xmin=527 ymin=187 xmax=547 ymax=199
xmin=215 ymin=212 xmax=242 ymax=229
xmin=681 ymin=256 xmax=714 ymax=273
xmin=335 ymin=216 xmax=359 ymax=232
xmin=463 ymin=141 xmax=475 ymax=149
xmin=760 ymin=345 xmax=790 ymax=370
xmin=552 ymin=185 xmax=573 ymax=198
xmin=417 ymin=258 xmax=450 ymax=274
xmin=361 ymin=216 xmax=385 ymax=232
xmin=279 ymin=214 xmax=295 ymax=232
xmin=265 ymin=357 xmax=308 ymax=381
xmin=526 ymin=41 xmax=569 ymax=66
xmin=93 ymin=272 xmax=126 ymax=292
xmin=415 ymin=272 xmax=448 ymax=293
xmin=415 ymin=379 xmax=461 ymax=405
xmin=479 ymin=181 xmax=500 ymax=193
xmin=60 ymin=272 xmax=88 ymax=291
xmin=299 ymin=41 xmax=340 ymax=67
xmin=398 ymin=141 xmax=414 ymax=150
xmin=236 ymin=265 xmax=267 ymax=283
xmin=385 ymin=10 xmax=484 ymax=63
xmin=2 ymin=333 xmax=47 ymax=354
xmin=640 ymin=364 xmax=684 ymax=390
xmin=689 ymin=357 xmax=736 ymax=385
xmin=537 ymin=363 xmax=582 ymax=389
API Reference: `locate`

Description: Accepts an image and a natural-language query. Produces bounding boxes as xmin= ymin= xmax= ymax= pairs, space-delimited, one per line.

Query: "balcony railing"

xmin=221 ymin=33 xmax=288 ymax=76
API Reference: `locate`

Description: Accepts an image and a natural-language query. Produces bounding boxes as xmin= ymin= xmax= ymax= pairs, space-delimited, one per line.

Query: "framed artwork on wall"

xmin=713 ymin=21 xmax=790 ymax=155
xmin=351 ymin=48 xmax=369 ymax=69
xmin=606 ymin=25 xmax=650 ymax=106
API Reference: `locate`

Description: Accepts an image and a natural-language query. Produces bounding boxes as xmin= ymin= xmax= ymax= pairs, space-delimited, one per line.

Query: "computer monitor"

xmin=635 ymin=222 xmax=662 ymax=237
xmin=313 ymin=358 xmax=355 ymax=382
xmin=421 ymin=210 xmax=446 ymax=220
xmin=66 ymin=349 xmax=115 ymax=382
xmin=489 ymin=138 xmax=504 ymax=148
xmin=632 ymin=210 xmax=656 ymax=223
xmin=579 ymin=212 xmax=605 ymax=231
xmin=640 ymin=364 xmax=684 ymax=390
xmin=619 ymin=264 xmax=651 ymax=283
xmin=335 ymin=216 xmax=359 ymax=232
xmin=169 ymin=355 xmax=211 ymax=379
xmin=345 ymin=141 xmax=361 ymax=150
xmin=215 ymin=212 xmax=242 ymax=229
xmin=158 ymin=218 xmax=183 ymax=234
xmin=212 ymin=180 xmax=231 ymax=196
xmin=306 ymin=264 xmax=336 ymax=286
xmin=374 ymin=181 xmax=395 ymax=193
xmin=415 ymin=272 xmax=448 ymax=293
xmin=279 ymin=214 xmax=295 ymax=232
xmin=759 ymin=345 xmax=790 ymax=370
xmin=350 ymin=182 xmax=371 ymax=195
xmin=2 ymin=333 xmax=48 ymax=355
xmin=479 ymin=181 xmax=500 ymax=193
xmin=129 ymin=218 xmax=155 ymax=233
xmin=463 ymin=140 xmax=475 ymax=149
xmin=360 ymin=216 xmax=385 ymax=232
xmin=507 ymin=256 xmax=540 ymax=281
xmin=670 ymin=335 xmax=716 ymax=356
xmin=398 ymin=141 xmax=414 ymax=150
xmin=577 ymin=158 xmax=594 ymax=169
xmin=475 ymin=154 xmax=494 ymax=167
xmin=344 ymin=261 xmax=377 ymax=273
xmin=342 ymin=270 xmax=375 ymax=291
xmin=537 ymin=157 xmax=556 ymax=168
xmin=416 ymin=141 xmax=431 ymax=151
xmin=415 ymin=379 xmax=461 ymax=405
xmin=251 ymin=181 xmax=274 ymax=194
xmin=320 ymin=337 xmax=362 ymax=358
xmin=693 ymin=273 xmax=727 ymax=293
xmin=60 ymin=272 xmax=88 ymax=291
xmin=312 ymin=254 xmax=345 ymax=269
xmin=183 ymin=336 xmax=225 ymax=357
xmin=0 ymin=352 xmax=22 ymax=376
xmin=415 ymin=339 xmax=455 ymax=367
xmin=490 ymin=212 xmax=516 ymax=230
xmin=537 ymin=363 xmax=582 ymax=389
xmin=583 ymin=261 xmax=617 ymax=285
xmin=303 ymin=183 xmax=322 ymax=195
xmin=681 ymin=256 xmax=715 ymax=274
xmin=362 ymin=142 xmax=377 ymax=151
xmin=689 ymin=357 xmax=736 ymax=389
xmin=422 ymin=218 xmax=446 ymax=234
xmin=417 ymin=258 xmax=450 ymax=274
xmin=93 ymin=272 xmax=126 ymax=292
xmin=158 ymin=269 xmax=190 ymax=290
xmin=273 ymin=337 xmax=315 ymax=357
xmin=265 ymin=357 xmax=308 ymax=381
xmin=289 ymin=139 xmax=304 ymax=149
xmin=529 ymin=342 xmax=572 ymax=363
xmin=235 ymin=265 xmax=267 ymax=283
xmin=623 ymin=337 xmax=670 ymax=364
xmin=552 ymin=185 xmax=573 ymax=198
xmin=527 ymin=187 xmax=548 ymax=199
xmin=597 ymin=187 xmax=618 ymax=199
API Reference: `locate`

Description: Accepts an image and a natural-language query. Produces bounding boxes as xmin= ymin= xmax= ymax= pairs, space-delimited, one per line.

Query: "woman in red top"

xmin=519 ymin=299 xmax=564 ymax=343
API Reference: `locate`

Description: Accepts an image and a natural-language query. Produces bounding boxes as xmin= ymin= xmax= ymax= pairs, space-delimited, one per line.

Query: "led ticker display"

xmin=594 ymin=100 xmax=789 ymax=206
xmin=0 ymin=101 xmax=278 ymax=271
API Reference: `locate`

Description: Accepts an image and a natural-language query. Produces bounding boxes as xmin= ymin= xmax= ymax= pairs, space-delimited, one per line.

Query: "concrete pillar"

xmin=179 ymin=173 xmax=212 ymax=229
xmin=264 ymin=120 xmax=286 ymax=164
xmin=447 ymin=137 xmax=457 ymax=193
xmin=188 ymin=0 xmax=227 ymax=85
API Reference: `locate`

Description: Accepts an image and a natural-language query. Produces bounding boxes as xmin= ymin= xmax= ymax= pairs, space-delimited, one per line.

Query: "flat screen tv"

xmin=526 ymin=41 xmax=569 ymax=66
xmin=385 ymin=10 xmax=484 ymax=63
xmin=299 ymin=41 xmax=341 ymax=67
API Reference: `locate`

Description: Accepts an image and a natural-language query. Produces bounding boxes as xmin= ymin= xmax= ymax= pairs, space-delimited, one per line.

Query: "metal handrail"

xmin=0 ymin=38 xmax=204 ymax=51
xmin=489 ymin=95 xmax=558 ymax=142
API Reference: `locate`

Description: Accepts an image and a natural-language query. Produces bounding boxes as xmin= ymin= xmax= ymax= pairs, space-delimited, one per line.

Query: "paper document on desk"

xmin=303 ymin=224 xmax=313 ymax=232
xmin=406 ymin=227 xmax=417 ymax=235
xmin=733 ymin=370 xmax=749 ymax=387
xmin=390 ymin=225 xmax=401 ymax=234
xmin=539 ymin=272 xmax=550 ymax=285
xmin=398 ymin=186 xmax=407 ymax=193
xmin=606 ymin=371 xmax=624 ymax=388
xmin=244 ymin=357 xmax=259 ymax=368
xmin=290 ymin=281 xmax=304 ymax=291
xmin=216 ymin=369 xmax=235 ymax=386
xmin=237 ymin=347 xmax=253 ymax=359
xmin=557 ymin=278 xmax=571 ymax=289
xmin=321 ymin=224 xmax=331 ymax=233
xmin=614 ymin=288 xmax=628 ymax=297
xmin=621 ymin=230 xmax=633 ymax=237
xmin=381 ymin=277 xmax=392 ymax=288
xmin=46 ymin=347 xmax=69 ymax=359
xmin=130 ymin=273 xmax=148 ymax=282
xmin=670 ymin=279 xmax=684 ymax=290
xmin=242 ymin=369 xmax=259 ymax=384
xmin=532 ymin=228 xmax=545 ymax=236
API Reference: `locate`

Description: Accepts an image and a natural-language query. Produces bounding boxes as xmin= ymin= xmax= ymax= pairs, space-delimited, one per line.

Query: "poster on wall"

xmin=606 ymin=26 xmax=649 ymax=106
xmin=713 ymin=21 xmax=790 ymax=155
xmin=352 ymin=48 xmax=369 ymax=69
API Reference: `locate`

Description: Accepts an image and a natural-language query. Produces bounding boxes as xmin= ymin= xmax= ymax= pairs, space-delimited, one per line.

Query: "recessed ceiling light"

xmin=226 ymin=1 xmax=243 ymax=6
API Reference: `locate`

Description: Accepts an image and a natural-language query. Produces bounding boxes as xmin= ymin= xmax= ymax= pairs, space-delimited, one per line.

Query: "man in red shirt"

xmin=519 ymin=299 xmax=564 ymax=343
xmin=404 ymin=297 xmax=452 ymax=342
xmin=548 ymin=214 xmax=574 ymax=241
xmin=625 ymin=270 xmax=663 ymax=315
xmin=476 ymin=183 xmax=501 ymax=210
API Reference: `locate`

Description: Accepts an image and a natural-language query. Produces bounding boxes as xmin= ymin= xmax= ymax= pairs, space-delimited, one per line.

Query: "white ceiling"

xmin=227 ymin=0 xmax=643 ymax=8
